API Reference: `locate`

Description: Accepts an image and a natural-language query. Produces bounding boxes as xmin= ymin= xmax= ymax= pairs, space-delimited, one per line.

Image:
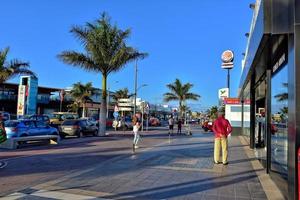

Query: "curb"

xmin=0 ymin=161 xmax=7 ymax=169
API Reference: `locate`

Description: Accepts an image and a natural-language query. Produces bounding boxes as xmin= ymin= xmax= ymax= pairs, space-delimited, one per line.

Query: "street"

xmin=0 ymin=126 xmax=270 ymax=200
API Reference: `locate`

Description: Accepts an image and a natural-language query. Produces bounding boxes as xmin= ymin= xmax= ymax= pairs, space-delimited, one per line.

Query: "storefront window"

xmin=271 ymin=64 xmax=288 ymax=180
xmin=242 ymin=82 xmax=251 ymax=137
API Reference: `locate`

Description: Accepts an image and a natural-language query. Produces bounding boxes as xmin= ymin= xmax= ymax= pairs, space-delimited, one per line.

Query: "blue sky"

xmin=0 ymin=0 xmax=253 ymax=111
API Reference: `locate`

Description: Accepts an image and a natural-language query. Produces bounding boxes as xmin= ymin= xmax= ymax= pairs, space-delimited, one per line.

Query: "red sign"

xmin=224 ymin=98 xmax=240 ymax=105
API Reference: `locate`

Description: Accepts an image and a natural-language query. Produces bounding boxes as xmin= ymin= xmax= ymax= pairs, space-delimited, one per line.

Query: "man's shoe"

xmin=135 ymin=146 xmax=139 ymax=149
xmin=214 ymin=161 xmax=221 ymax=164
xmin=223 ymin=162 xmax=228 ymax=165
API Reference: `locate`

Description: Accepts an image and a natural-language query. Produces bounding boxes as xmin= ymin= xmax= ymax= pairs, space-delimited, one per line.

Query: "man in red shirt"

xmin=212 ymin=111 xmax=232 ymax=165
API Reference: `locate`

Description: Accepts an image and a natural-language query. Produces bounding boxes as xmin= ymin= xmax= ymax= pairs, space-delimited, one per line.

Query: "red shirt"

xmin=212 ymin=116 xmax=232 ymax=138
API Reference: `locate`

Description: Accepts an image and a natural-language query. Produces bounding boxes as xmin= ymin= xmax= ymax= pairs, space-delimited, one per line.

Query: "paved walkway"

xmin=0 ymin=130 xmax=279 ymax=200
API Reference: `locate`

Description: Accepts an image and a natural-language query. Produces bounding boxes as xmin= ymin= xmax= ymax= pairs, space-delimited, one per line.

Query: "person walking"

xmin=212 ymin=110 xmax=232 ymax=165
xmin=133 ymin=121 xmax=141 ymax=151
xmin=168 ymin=116 xmax=174 ymax=135
xmin=177 ymin=119 xmax=182 ymax=135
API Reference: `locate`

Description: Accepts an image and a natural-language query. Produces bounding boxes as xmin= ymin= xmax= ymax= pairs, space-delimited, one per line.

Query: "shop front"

xmin=239 ymin=0 xmax=300 ymax=199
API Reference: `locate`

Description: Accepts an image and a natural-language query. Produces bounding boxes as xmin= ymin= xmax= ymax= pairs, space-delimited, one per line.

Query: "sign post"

xmin=221 ymin=50 xmax=234 ymax=97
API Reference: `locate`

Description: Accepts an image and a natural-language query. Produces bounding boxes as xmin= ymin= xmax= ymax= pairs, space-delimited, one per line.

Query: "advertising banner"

xmin=17 ymin=85 xmax=26 ymax=116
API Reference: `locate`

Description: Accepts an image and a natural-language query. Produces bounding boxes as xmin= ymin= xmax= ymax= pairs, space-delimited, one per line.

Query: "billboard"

xmin=26 ymin=77 xmax=38 ymax=115
xmin=17 ymin=85 xmax=26 ymax=116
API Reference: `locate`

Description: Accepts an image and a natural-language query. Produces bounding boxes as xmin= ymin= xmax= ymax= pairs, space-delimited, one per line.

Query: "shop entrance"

xmin=254 ymin=79 xmax=267 ymax=166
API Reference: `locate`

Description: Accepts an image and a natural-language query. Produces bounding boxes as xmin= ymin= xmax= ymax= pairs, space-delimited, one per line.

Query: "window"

xmin=271 ymin=64 xmax=288 ymax=179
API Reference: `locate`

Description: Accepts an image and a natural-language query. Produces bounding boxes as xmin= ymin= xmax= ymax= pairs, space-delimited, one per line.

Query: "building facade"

xmin=239 ymin=0 xmax=299 ymax=199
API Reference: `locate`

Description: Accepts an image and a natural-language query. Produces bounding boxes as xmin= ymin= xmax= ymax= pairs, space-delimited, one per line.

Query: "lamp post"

xmin=133 ymin=83 xmax=148 ymax=116
xmin=107 ymin=81 xmax=119 ymax=118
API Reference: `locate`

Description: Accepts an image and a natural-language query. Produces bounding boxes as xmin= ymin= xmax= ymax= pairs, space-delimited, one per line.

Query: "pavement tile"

xmin=201 ymin=194 xmax=219 ymax=200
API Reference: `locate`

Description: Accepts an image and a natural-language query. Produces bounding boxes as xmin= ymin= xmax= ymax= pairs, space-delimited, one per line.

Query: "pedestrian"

xmin=177 ymin=119 xmax=182 ymax=134
xmin=168 ymin=116 xmax=174 ymax=135
xmin=133 ymin=121 xmax=141 ymax=150
xmin=212 ymin=110 xmax=232 ymax=165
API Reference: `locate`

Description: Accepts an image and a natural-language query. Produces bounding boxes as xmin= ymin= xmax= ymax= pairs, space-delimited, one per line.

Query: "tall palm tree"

xmin=69 ymin=82 xmax=95 ymax=118
xmin=163 ymin=78 xmax=200 ymax=118
xmin=112 ymin=88 xmax=129 ymax=102
xmin=0 ymin=47 xmax=34 ymax=83
xmin=58 ymin=13 xmax=147 ymax=135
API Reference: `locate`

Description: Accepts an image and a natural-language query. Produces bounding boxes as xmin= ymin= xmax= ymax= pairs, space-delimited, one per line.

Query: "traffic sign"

xmin=113 ymin=111 xmax=119 ymax=119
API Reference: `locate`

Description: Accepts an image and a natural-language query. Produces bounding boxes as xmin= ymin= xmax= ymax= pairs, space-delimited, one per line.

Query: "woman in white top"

xmin=133 ymin=122 xmax=141 ymax=150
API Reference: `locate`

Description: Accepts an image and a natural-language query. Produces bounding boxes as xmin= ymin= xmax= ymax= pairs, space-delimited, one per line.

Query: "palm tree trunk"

xmin=82 ymin=103 xmax=86 ymax=118
xmin=179 ymin=100 xmax=182 ymax=119
xmin=99 ymin=74 xmax=107 ymax=136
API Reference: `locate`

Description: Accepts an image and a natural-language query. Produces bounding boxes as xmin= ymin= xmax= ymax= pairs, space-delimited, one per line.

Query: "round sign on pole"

xmin=221 ymin=50 xmax=234 ymax=63
xmin=113 ymin=111 xmax=119 ymax=119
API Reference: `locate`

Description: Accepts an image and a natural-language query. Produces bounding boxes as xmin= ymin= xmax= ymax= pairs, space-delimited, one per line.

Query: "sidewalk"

xmin=1 ymin=131 xmax=282 ymax=200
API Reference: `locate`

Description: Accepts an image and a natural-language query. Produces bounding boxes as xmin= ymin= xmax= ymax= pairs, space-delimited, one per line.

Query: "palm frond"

xmin=58 ymin=51 xmax=100 ymax=73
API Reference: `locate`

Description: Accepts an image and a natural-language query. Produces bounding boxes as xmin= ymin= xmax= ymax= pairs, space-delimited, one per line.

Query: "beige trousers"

xmin=214 ymin=136 xmax=228 ymax=164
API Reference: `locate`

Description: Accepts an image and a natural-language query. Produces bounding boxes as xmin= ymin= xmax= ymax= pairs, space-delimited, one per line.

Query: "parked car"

xmin=202 ymin=120 xmax=213 ymax=132
xmin=149 ymin=117 xmax=161 ymax=126
xmin=29 ymin=114 xmax=50 ymax=125
xmin=49 ymin=112 xmax=78 ymax=128
xmin=0 ymin=111 xmax=10 ymax=121
xmin=60 ymin=119 xmax=98 ymax=138
xmin=90 ymin=115 xmax=114 ymax=128
xmin=4 ymin=120 xmax=59 ymax=139
xmin=124 ymin=119 xmax=133 ymax=130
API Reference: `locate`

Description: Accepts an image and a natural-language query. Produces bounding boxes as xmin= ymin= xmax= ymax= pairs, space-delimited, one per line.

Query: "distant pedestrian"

xmin=133 ymin=121 xmax=141 ymax=151
xmin=177 ymin=119 xmax=182 ymax=134
xmin=212 ymin=110 xmax=232 ymax=165
xmin=168 ymin=116 xmax=174 ymax=135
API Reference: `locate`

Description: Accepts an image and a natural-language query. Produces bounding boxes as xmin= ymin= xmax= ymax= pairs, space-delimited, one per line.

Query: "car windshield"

xmin=4 ymin=121 xmax=18 ymax=127
xmin=62 ymin=120 xmax=77 ymax=125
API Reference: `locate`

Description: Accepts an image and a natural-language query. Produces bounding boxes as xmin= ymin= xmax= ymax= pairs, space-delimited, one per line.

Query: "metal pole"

xmin=227 ymin=69 xmax=230 ymax=97
xmin=60 ymin=100 xmax=62 ymax=112
xmin=134 ymin=60 xmax=138 ymax=117
xmin=106 ymin=87 xmax=109 ymax=118
xmin=141 ymin=103 xmax=144 ymax=132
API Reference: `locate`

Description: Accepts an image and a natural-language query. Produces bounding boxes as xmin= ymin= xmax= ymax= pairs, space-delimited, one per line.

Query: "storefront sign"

xmin=218 ymin=88 xmax=229 ymax=99
xmin=84 ymin=103 xmax=101 ymax=109
xmin=224 ymin=98 xmax=241 ymax=105
xmin=272 ymin=53 xmax=286 ymax=74
xmin=17 ymin=85 xmax=26 ymax=116
xmin=221 ymin=50 xmax=234 ymax=69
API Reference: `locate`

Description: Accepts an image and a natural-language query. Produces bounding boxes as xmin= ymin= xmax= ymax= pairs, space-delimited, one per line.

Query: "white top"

xmin=133 ymin=125 xmax=139 ymax=132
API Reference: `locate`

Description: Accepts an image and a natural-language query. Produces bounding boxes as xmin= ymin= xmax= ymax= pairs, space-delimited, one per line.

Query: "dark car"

xmin=60 ymin=119 xmax=98 ymax=138
xmin=29 ymin=114 xmax=50 ymax=125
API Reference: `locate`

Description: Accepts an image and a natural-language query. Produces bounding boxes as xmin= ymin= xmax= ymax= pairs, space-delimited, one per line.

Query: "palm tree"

xmin=69 ymin=82 xmax=95 ymax=118
xmin=274 ymin=83 xmax=288 ymax=102
xmin=0 ymin=47 xmax=34 ymax=83
xmin=209 ymin=106 xmax=219 ymax=120
xmin=58 ymin=13 xmax=147 ymax=135
xmin=163 ymin=79 xmax=200 ymax=118
xmin=112 ymin=88 xmax=129 ymax=102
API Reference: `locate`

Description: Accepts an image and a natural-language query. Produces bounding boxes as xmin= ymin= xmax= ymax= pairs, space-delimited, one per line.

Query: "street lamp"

xmin=107 ymin=81 xmax=119 ymax=118
xmin=133 ymin=83 xmax=148 ymax=116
